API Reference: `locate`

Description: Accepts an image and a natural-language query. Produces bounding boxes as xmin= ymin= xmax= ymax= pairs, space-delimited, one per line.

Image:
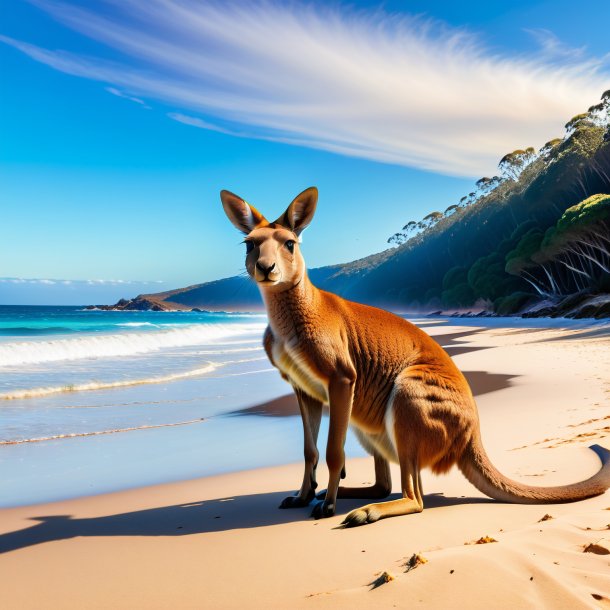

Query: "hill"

xmin=100 ymin=91 xmax=610 ymax=318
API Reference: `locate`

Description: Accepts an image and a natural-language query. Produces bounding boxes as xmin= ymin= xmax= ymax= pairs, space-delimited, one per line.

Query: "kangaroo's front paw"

xmin=310 ymin=499 xmax=335 ymax=519
xmin=279 ymin=492 xmax=314 ymax=509
xmin=342 ymin=505 xmax=380 ymax=527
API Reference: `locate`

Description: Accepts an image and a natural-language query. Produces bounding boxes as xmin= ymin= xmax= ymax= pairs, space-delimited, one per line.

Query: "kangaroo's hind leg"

xmin=341 ymin=449 xmax=422 ymax=527
xmin=340 ymin=451 xmax=392 ymax=499
xmin=318 ymin=428 xmax=392 ymax=499
xmin=341 ymin=364 xmax=472 ymax=526
xmin=341 ymin=377 xmax=427 ymax=526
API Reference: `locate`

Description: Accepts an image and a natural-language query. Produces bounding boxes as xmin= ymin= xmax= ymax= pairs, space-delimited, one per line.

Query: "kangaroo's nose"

xmin=256 ymin=261 xmax=276 ymax=277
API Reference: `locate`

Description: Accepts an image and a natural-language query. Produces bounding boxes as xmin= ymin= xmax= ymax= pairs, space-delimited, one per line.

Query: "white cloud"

xmin=167 ymin=112 xmax=236 ymax=136
xmin=0 ymin=277 xmax=162 ymax=285
xmin=2 ymin=1 xmax=610 ymax=177
xmin=105 ymin=86 xmax=151 ymax=109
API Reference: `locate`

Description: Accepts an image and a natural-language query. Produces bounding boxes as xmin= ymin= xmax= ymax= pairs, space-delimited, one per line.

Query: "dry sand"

xmin=1 ymin=323 xmax=609 ymax=609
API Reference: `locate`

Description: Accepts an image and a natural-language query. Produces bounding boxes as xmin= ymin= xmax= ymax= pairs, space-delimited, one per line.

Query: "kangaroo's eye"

xmin=245 ymin=241 xmax=254 ymax=254
xmin=285 ymin=240 xmax=295 ymax=253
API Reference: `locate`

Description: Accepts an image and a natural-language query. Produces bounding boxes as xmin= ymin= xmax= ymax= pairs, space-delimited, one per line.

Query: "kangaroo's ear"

xmin=275 ymin=187 xmax=318 ymax=236
xmin=220 ymin=190 xmax=268 ymax=234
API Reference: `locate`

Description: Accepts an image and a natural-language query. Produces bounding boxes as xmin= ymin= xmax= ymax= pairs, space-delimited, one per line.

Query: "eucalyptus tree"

xmin=505 ymin=194 xmax=610 ymax=295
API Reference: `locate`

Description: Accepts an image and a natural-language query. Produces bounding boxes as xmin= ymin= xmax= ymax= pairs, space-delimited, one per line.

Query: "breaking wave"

xmin=0 ymin=362 xmax=222 ymax=400
xmin=0 ymin=418 xmax=207 ymax=445
xmin=0 ymin=323 xmax=266 ymax=367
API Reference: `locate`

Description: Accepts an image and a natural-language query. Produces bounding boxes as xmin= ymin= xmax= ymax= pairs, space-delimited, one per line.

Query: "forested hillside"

xmin=105 ymin=91 xmax=610 ymax=317
xmin=359 ymin=90 xmax=610 ymax=314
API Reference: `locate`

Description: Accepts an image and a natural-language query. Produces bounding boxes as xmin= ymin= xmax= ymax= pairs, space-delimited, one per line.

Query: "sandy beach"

xmin=1 ymin=322 xmax=609 ymax=609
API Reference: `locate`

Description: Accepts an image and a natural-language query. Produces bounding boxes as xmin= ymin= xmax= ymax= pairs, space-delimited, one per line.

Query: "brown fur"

xmin=221 ymin=187 xmax=610 ymax=526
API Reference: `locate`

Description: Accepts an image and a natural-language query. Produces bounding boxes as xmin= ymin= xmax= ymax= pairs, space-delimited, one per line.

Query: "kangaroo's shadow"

xmin=0 ymin=490 xmax=493 ymax=555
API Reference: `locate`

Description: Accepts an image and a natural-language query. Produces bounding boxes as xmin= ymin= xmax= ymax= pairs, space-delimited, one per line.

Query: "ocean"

xmin=2 ymin=305 xmax=605 ymax=508
xmin=0 ymin=305 xmax=367 ymax=507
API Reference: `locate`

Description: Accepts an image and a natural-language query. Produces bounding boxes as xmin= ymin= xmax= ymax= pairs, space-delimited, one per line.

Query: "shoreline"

xmin=1 ymin=322 xmax=609 ymax=607
xmin=2 ymin=319 xmax=608 ymax=506
xmin=93 ymin=289 xmax=610 ymax=320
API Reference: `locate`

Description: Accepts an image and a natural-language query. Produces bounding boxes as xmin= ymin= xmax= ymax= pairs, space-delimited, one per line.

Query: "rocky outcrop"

xmin=86 ymin=295 xmax=190 ymax=312
xmin=522 ymin=293 xmax=610 ymax=319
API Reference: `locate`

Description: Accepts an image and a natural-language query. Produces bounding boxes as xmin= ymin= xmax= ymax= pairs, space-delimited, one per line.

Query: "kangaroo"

xmin=220 ymin=186 xmax=610 ymax=526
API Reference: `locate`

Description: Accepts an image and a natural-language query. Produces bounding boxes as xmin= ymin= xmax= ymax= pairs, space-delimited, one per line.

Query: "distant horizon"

xmin=0 ymin=276 xmax=173 ymax=306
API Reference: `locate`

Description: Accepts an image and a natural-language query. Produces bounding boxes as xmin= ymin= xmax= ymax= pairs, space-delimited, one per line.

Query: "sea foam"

xmin=0 ymin=417 xmax=207 ymax=445
xmin=0 ymin=362 xmax=218 ymax=400
xmin=0 ymin=323 xmax=266 ymax=367
xmin=0 ymin=356 xmax=268 ymax=400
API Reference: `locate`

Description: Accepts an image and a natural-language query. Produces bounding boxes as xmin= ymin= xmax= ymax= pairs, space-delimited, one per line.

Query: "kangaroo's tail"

xmin=458 ymin=436 xmax=610 ymax=504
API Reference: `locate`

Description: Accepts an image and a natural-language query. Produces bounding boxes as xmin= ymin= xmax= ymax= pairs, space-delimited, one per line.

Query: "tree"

xmin=499 ymin=147 xmax=537 ymax=180
xmin=423 ymin=211 xmax=443 ymax=227
xmin=505 ymin=229 xmax=547 ymax=294
xmin=387 ymin=232 xmax=406 ymax=245
xmin=505 ymin=194 xmax=610 ymax=295
xmin=441 ymin=266 xmax=474 ymax=307
xmin=476 ymin=177 xmax=492 ymax=190
xmin=587 ymin=93 xmax=610 ymax=128
xmin=565 ymin=113 xmax=594 ymax=135
xmin=539 ymin=138 xmax=562 ymax=157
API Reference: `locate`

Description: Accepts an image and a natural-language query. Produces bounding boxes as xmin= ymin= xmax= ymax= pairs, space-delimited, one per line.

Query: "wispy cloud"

xmin=2 ymin=1 xmax=609 ymax=176
xmin=0 ymin=277 xmax=164 ymax=285
xmin=105 ymin=86 xmax=150 ymax=109
xmin=167 ymin=112 xmax=236 ymax=136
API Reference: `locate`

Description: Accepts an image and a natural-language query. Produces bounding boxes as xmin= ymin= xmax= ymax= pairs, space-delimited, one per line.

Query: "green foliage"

xmin=555 ymin=193 xmax=610 ymax=232
xmin=441 ymin=282 xmax=475 ymax=307
xmin=509 ymin=220 xmax=539 ymax=242
xmin=441 ymin=266 xmax=475 ymax=306
xmin=540 ymin=138 xmax=562 ymax=156
xmin=532 ymin=194 xmax=610 ymax=263
xmin=505 ymin=229 xmax=545 ymax=275
xmin=442 ymin=266 xmax=469 ymax=291
xmin=565 ymin=113 xmax=591 ymax=131
xmin=502 ymin=194 xmax=610 ymax=297
xmin=466 ymin=221 xmax=537 ymax=303
xmin=468 ymin=253 xmax=509 ymax=301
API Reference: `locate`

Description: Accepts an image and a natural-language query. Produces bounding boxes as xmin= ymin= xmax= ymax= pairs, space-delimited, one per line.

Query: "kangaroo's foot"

xmin=278 ymin=471 xmax=318 ymax=508
xmin=280 ymin=469 xmax=317 ymax=508
xmin=279 ymin=455 xmax=319 ymax=509
xmin=310 ymin=498 xmax=336 ymax=519
xmin=342 ymin=498 xmax=423 ymax=527
xmin=279 ymin=488 xmax=316 ymax=509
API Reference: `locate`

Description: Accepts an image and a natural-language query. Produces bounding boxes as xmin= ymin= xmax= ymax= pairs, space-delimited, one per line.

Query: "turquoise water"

xmin=0 ymin=305 xmax=263 ymax=336
xmin=0 ymin=306 xmax=366 ymax=507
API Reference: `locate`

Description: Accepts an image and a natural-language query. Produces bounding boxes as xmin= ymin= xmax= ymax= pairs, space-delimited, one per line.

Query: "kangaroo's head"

xmin=220 ymin=187 xmax=318 ymax=292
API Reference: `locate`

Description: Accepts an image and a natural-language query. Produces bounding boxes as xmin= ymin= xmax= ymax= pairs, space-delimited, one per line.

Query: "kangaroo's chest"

xmin=271 ymin=339 xmax=328 ymax=405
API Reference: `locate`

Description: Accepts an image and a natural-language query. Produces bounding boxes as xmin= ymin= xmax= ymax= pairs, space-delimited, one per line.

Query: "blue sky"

xmin=1 ymin=0 xmax=609 ymax=305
